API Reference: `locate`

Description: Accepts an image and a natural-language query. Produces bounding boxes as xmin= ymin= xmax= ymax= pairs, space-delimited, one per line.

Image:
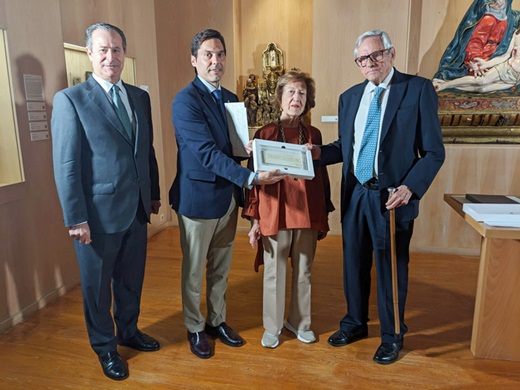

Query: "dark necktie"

xmin=111 ymin=85 xmax=133 ymax=141
xmin=355 ymin=86 xmax=383 ymax=185
xmin=212 ymin=89 xmax=227 ymax=123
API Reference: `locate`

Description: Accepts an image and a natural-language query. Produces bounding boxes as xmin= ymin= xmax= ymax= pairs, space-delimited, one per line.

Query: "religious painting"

xmin=433 ymin=0 xmax=520 ymax=143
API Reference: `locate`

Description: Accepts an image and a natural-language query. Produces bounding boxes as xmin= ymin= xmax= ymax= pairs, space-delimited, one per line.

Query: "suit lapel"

xmin=86 ymin=77 xmax=134 ymax=145
xmin=380 ymin=70 xmax=406 ymax=143
xmin=344 ymin=83 xmax=365 ymax=164
xmin=193 ymin=78 xmax=230 ymax=141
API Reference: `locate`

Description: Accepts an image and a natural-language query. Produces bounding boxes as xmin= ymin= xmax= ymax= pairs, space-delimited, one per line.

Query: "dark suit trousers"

xmin=74 ymin=214 xmax=148 ymax=355
xmin=340 ymin=179 xmax=413 ymax=343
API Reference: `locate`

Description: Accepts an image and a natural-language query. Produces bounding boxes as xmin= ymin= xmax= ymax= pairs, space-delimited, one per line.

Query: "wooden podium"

xmin=445 ymin=195 xmax=520 ymax=361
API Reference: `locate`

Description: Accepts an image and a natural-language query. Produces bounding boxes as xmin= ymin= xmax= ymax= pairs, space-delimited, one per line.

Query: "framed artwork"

xmin=252 ymin=139 xmax=315 ymax=180
xmin=438 ymin=90 xmax=520 ymax=144
xmin=433 ymin=0 xmax=520 ymax=144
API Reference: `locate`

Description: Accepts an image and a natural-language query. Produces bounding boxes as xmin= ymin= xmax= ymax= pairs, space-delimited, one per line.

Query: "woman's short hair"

xmin=272 ymin=70 xmax=316 ymax=116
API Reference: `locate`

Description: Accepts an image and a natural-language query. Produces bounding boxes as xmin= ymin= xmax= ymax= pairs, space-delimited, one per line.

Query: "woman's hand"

xmin=248 ymin=219 xmax=261 ymax=249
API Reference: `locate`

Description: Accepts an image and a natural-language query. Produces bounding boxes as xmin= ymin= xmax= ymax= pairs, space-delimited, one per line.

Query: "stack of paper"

xmin=225 ymin=102 xmax=250 ymax=158
xmin=462 ymin=203 xmax=520 ymax=228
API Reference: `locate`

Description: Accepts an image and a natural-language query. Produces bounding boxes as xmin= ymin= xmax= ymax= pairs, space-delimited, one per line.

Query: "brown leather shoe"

xmin=119 ymin=329 xmax=160 ymax=352
xmin=187 ymin=331 xmax=213 ymax=359
xmin=98 ymin=351 xmax=129 ymax=381
xmin=205 ymin=322 xmax=244 ymax=347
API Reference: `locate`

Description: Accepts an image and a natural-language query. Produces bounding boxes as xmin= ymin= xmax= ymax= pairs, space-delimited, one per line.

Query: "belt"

xmin=360 ymin=177 xmax=379 ymax=190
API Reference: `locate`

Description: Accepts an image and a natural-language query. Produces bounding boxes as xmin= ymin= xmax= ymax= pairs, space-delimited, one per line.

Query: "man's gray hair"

xmin=85 ymin=23 xmax=127 ymax=52
xmin=353 ymin=30 xmax=393 ymax=58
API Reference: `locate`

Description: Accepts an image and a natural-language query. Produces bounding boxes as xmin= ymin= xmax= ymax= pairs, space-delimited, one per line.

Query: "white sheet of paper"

xmin=462 ymin=203 xmax=520 ymax=227
xmin=225 ymin=102 xmax=250 ymax=158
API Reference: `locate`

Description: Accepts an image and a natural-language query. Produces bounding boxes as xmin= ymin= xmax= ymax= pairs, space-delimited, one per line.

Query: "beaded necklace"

xmin=277 ymin=117 xmax=307 ymax=144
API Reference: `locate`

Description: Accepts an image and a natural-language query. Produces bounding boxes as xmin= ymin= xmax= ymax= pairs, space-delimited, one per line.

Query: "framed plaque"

xmin=252 ymin=138 xmax=315 ymax=180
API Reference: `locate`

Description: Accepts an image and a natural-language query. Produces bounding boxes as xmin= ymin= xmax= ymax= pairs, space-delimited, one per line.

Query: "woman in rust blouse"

xmin=243 ymin=70 xmax=334 ymax=348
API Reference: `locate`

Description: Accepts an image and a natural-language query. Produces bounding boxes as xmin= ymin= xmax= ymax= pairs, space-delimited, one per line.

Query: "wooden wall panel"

xmin=236 ymin=0 xmax=313 ymax=90
xmin=0 ymin=0 xmax=78 ymax=332
xmin=413 ymin=145 xmax=520 ymax=255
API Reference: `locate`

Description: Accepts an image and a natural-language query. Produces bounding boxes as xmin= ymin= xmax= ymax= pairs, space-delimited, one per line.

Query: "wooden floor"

xmin=1 ymin=227 xmax=519 ymax=389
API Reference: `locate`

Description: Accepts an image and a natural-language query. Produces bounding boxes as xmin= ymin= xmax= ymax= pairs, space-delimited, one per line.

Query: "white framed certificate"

xmin=252 ymin=138 xmax=315 ymax=180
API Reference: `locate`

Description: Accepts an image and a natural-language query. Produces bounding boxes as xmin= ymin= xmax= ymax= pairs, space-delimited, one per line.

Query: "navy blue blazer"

xmin=52 ymin=76 xmax=160 ymax=234
xmin=320 ymin=69 xmax=445 ymax=221
xmin=169 ymin=77 xmax=251 ymax=219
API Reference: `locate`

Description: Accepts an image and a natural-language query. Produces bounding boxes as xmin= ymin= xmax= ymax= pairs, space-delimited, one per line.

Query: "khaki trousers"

xmin=262 ymin=229 xmax=318 ymax=335
xmin=177 ymin=195 xmax=238 ymax=333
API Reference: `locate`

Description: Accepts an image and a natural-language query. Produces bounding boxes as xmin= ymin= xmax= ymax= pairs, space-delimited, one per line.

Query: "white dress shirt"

xmin=352 ymin=67 xmax=394 ymax=178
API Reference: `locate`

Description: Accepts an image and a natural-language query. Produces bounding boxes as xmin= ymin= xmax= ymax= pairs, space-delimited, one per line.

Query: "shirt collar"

xmin=198 ymin=75 xmax=221 ymax=93
xmin=367 ymin=67 xmax=394 ymax=93
xmin=92 ymin=73 xmax=124 ymax=94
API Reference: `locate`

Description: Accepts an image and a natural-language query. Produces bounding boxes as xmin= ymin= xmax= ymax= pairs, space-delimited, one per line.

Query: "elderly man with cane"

xmin=308 ymin=29 xmax=445 ymax=364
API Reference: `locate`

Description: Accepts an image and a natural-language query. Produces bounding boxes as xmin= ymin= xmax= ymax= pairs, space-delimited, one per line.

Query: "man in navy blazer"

xmin=52 ymin=23 xmax=161 ymax=380
xmin=310 ymin=30 xmax=445 ymax=364
xmin=169 ymin=29 xmax=283 ymax=359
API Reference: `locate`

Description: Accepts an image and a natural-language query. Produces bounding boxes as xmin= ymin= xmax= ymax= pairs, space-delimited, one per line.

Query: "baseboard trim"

xmin=0 ymin=276 xmax=80 ymax=334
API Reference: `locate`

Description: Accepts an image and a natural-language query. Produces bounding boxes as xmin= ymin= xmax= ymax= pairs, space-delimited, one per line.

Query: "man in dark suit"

xmin=52 ymin=23 xmax=161 ymax=380
xmin=309 ymin=30 xmax=445 ymax=364
xmin=170 ymin=29 xmax=283 ymax=359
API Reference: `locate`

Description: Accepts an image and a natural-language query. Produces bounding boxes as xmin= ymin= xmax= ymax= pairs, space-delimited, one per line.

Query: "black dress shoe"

xmin=119 ymin=329 xmax=160 ymax=352
xmin=188 ymin=331 xmax=213 ymax=359
xmin=205 ymin=322 xmax=244 ymax=347
xmin=327 ymin=327 xmax=368 ymax=347
xmin=98 ymin=351 xmax=129 ymax=381
xmin=373 ymin=341 xmax=403 ymax=364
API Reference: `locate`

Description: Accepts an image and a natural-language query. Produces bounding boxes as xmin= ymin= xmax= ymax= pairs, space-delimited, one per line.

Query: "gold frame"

xmin=438 ymin=90 xmax=520 ymax=144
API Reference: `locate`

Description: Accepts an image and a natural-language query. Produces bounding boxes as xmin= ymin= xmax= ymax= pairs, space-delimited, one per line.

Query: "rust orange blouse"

xmin=242 ymin=122 xmax=334 ymax=236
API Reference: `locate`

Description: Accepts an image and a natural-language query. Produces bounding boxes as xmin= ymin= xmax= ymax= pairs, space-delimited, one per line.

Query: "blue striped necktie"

xmin=111 ymin=85 xmax=133 ymax=141
xmin=355 ymin=86 xmax=383 ymax=185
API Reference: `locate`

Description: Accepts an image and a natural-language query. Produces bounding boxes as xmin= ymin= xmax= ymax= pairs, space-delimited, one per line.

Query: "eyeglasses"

xmin=354 ymin=48 xmax=392 ymax=67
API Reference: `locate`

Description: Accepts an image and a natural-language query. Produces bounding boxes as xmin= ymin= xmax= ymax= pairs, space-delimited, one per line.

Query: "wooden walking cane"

xmin=387 ymin=187 xmax=400 ymax=337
